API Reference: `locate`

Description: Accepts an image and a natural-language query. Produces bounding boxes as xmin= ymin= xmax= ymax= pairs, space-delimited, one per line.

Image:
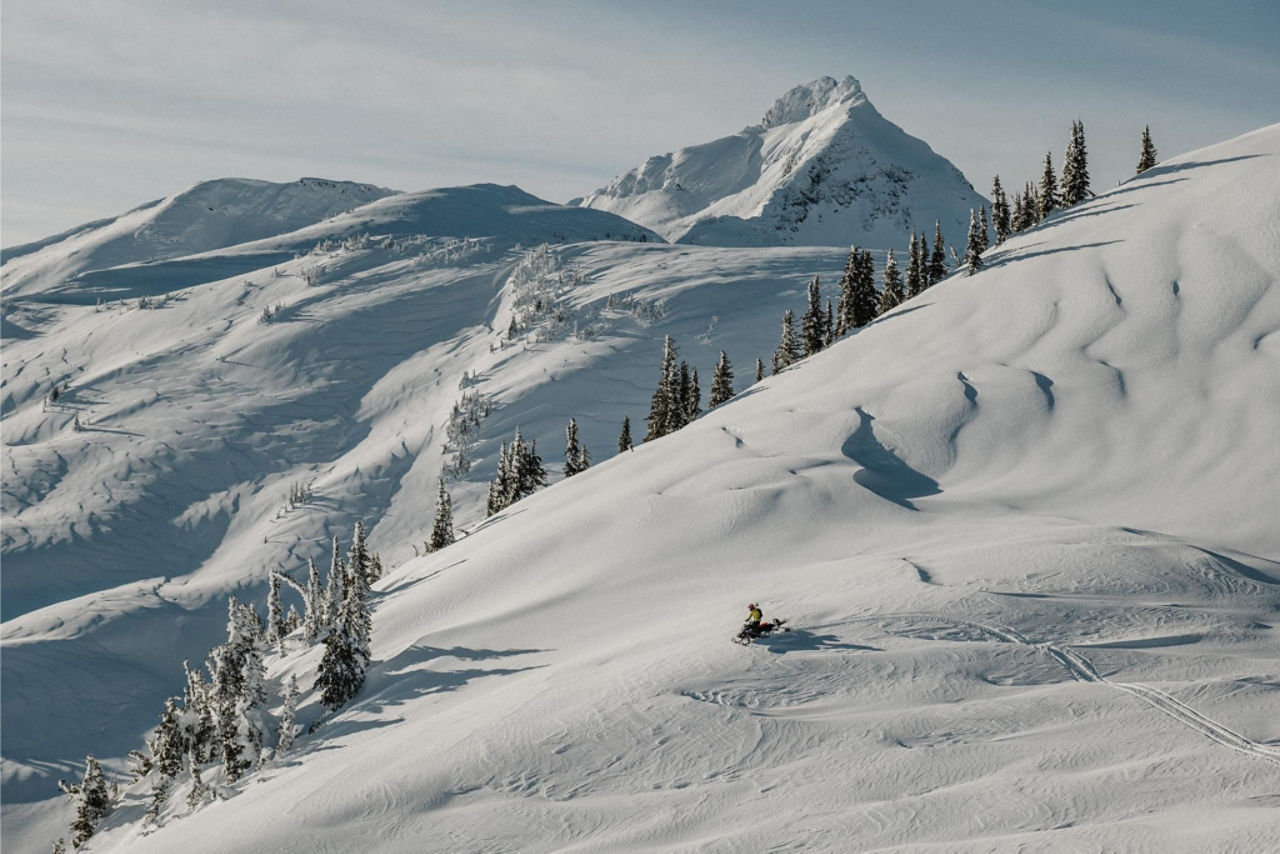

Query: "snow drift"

xmin=576 ymin=75 xmax=986 ymax=248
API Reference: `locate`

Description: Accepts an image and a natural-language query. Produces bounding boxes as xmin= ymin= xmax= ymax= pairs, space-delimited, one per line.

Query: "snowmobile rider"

xmin=746 ymin=603 xmax=763 ymax=630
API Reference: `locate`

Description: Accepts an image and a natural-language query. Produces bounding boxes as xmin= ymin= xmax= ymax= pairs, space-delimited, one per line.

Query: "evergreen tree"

xmin=834 ymin=246 xmax=859 ymax=336
xmin=486 ymin=442 xmax=510 ymax=516
xmin=771 ymin=309 xmax=800 ymax=373
xmin=58 ymin=755 xmax=112 ymax=849
xmin=618 ymin=415 xmax=633 ymax=452
xmin=564 ymin=418 xmax=585 ymax=477
xmin=845 ymin=250 xmax=879 ymax=327
xmin=303 ymin=557 xmax=323 ymax=644
xmin=905 ymin=231 xmax=922 ymax=298
xmin=801 ymin=276 xmax=826 ymax=356
xmin=1062 ymin=119 xmax=1091 ymax=205
xmin=645 ymin=336 xmax=680 ymax=441
xmin=824 ymin=301 xmax=835 ymax=346
xmin=754 ymin=358 xmax=764 ymax=382
xmin=667 ymin=362 xmax=693 ymax=434
xmin=686 ymin=367 xmax=701 ymax=422
xmin=1038 ymin=151 xmax=1059 ymax=220
xmin=978 ymin=205 xmax=990 ymax=253
xmin=323 ymin=537 xmax=344 ymax=628
xmin=709 ymin=351 xmax=735 ymax=407
xmin=276 ymin=675 xmax=299 ymax=754
xmin=927 ymin=221 xmax=948 ymax=286
xmin=518 ymin=437 xmax=548 ymax=497
xmin=427 ymin=480 xmax=455 ymax=551
xmin=1011 ymin=191 xmax=1025 ymax=234
xmin=992 ymin=176 xmax=1011 ymax=244
xmin=964 ymin=209 xmax=984 ymax=275
xmin=180 ymin=659 xmax=215 ymax=766
xmin=266 ymin=571 xmax=284 ymax=645
xmin=212 ymin=598 xmax=266 ymax=782
xmin=348 ymin=520 xmax=374 ymax=587
xmin=316 ymin=522 xmax=375 ymax=711
xmin=315 ymin=624 xmax=364 ymax=712
xmin=878 ymin=249 xmax=904 ymax=314
xmin=1137 ymin=124 xmax=1158 ymax=173
xmin=504 ymin=431 xmax=527 ymax=508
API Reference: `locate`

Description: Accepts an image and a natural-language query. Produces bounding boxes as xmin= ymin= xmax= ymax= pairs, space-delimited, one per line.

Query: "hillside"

xmin=1 ymin=179 xmax=848 ymax=821
xmin=6 ymin=124 xmax=1278 ymax=852
xmin=576 ymin=76 xmax=986 ymax=248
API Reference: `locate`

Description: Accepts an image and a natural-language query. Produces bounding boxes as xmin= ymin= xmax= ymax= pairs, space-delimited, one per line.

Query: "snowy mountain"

xmin=575 ymin=76 xmax=986 ymax=248
xmin=1 ymin=178 xmax=397 ymax=298
xmin=5 ymin=122 xmax=1280 ymax=852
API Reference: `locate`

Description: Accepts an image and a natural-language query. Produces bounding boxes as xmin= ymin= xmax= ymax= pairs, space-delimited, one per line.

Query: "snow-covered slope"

xmin=5 ymin=126 xmax=1280 ymax=853
xmin=1 ymin=178 xmax=397 ymax=298
xmin=1 ymin=177 xmax=841 ymax=817
xmin=576 ymin=76 xmax=986 ymax=248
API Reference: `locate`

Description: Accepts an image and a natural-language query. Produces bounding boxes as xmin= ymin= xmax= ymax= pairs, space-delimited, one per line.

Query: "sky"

xmin=2 ymin=0 xmax=1278 ymax=247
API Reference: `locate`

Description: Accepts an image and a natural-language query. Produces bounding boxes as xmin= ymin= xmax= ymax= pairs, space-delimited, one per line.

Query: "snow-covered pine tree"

xmin=323 ymin=536 xmax=344 ymax=628
xmin=771 ymin=309 xmax=801 ymax=374
xmin=686 ymin=367 xmax=701 ymax=422
xmin=180 ymin=659 xmax=215 ymax=766
xmin=564 ymin=418 xmax=585 ymax=477
xmin=801 ymin=276 xmax=825 ymax=356
xmin=58 ymin=755 xmax=112 ymax=849
xmin=1137 ymin=124 xmax=1157 ymax=173
xmin=992 ymin=176 xmax=1011 ymax=244
xmin=709 ymin=350 xmax=735 ymax=407
xmin=283 ymin=604 xmax=302 ymax=636
xmin=964 ymin=209 xmax=984 ymax=276
xmin=1062 ymin=119 xmax=1091 ymax=205
xmin=503 ymin=432 xmax=527 ymax=508
xmin=266 ymin=571 xmax=284 ymax=645
xmin=905 ymin=232 xmax=922 ymax=298
xmin=427 ymin=479 xmax=455 ymax=551
xmin=276 ymin=675 xmax=299 ymax=753
xmin=315 ymin=623 xmax=363 ymax=712
xmin=143 ymin=696 xmax=183 ymax=825
xmin=486 ymin=442 xmax=509 ymax=516
xmin=978 ymin=206 xmax=990 ymax=253
xmin=348 ymin=521 xmax=374 ymax=587
xmin=1011 ymin=191 xmax=1025 ymax=234
xmin=316 ymin=523 xmax=374 ymax=711
xmin=670 ymin=362 xmax=692 ymax=434
xmin=518 ymin=438 xmax=548 ymax=498
xmin=1038 ymin=152 xmax=1059 ymax=220
xmin=755 ymin=358 xmax=765 ymax=383
xmin=210 ymin=598 xmax=267 ymax=782
xmin=303 ymin=557 xmax=323 ymax=644
xmin=618 ymin=415 xmax=633 ymax=452
xmin=847 ymin=250 xmax=878 ymax=327
xmin=824 ymin=301 xmax=835 ymax=346
xmin=645 ymin=335 xmax=679 ymax=441
xmin=928 ymin=221 xmax=947 ymax=286
xmin=835 ymin=246 xmax=859 ymax=337
xmin=878 ymin=249 xmax=904 ymax=314
xmin=575 ymin=443 xmax=591 ymax=473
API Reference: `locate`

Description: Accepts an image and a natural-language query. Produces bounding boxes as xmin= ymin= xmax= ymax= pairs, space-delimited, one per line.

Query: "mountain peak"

xmin=577 ymin=75 xmax=982 ymax=247
xmin=760 ymin=75 xmax=865 ymax=130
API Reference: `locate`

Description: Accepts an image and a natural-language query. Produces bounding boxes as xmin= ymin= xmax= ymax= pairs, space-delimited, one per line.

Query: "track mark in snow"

xmin=866 ymin=613 xmax=1280 ymax=765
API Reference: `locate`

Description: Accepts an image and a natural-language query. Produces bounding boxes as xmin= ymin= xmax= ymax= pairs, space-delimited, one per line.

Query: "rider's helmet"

xmin=747 ymin=603 xmax=756 ymax=610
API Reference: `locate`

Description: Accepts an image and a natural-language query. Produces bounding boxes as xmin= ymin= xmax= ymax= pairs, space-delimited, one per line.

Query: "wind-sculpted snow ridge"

xmin=6 ymin=126 xmax=1280 ymax=852
xmin=576 ymin=75 xmax=986 ymax=248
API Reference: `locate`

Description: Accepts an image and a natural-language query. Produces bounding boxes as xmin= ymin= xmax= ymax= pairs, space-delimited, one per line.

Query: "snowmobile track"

xmin=863 ymin=613 xmax=1280 ymax=766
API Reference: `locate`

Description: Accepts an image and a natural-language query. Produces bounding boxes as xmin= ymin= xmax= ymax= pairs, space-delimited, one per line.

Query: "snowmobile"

xmin=733 ymin=618 xmax=790 ymax=645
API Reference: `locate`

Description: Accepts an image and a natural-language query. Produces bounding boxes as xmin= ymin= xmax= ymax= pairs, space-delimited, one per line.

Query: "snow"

xmin=576 ymin=76 xmax=987 ymax=249
xmin=4 ymin=125 xmax=1280 ymax=852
